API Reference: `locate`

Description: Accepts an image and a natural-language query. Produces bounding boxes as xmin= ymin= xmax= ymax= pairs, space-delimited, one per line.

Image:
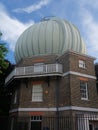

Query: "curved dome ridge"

xmin=48 ymin=17 xmax=67 ymax=54
xmin=65 ymin=20 xmax=73 ymax=50
xmin=15 ymin=17 xmax=87 ymax=63
xmin=27 ymin=26 xmax=34 ymax=56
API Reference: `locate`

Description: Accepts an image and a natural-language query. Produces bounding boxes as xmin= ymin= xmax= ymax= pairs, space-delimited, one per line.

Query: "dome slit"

xmin=26 ymin=29 xmax=31 ymax=56
xmin=30 ymin=27 xmax=34 ymax=55
xmin=52 ymin=21 xmax=55 ymax=54
xmin=32 ymin=26 xmax=37 ymax=55
xmin=38 ymin=23 xmax=41 ymax=54
xmin=44 ymin=21 xmax=48 ymax=53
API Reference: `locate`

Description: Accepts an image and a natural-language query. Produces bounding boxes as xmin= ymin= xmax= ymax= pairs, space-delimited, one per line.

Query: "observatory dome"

xmin=15 ymin=17 xmax=87 ymax=63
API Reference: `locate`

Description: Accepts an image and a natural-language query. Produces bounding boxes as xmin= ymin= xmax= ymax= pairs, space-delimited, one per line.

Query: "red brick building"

xmin=5 ymin=17 xmax=98 ymax=130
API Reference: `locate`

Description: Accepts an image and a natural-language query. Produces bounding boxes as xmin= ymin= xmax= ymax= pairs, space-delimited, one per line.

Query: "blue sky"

xmin=0 ymin=0 xmax=98 ymax=63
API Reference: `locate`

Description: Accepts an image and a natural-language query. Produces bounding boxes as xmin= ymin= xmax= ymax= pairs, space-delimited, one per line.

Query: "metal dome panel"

xmin=15 ymin=17 xmax=87 ymax=63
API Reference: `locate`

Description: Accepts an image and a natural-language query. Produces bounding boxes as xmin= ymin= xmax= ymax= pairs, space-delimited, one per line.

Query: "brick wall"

xmin=16 ymin=55 xmax=58 ymax=67
xmin=70 ymin=75 xmax=98 ymax=107
xmin=10 ymin=51 xmax=98 ymax=116
xmin=18 ymin=77 xmax=58 ymax=108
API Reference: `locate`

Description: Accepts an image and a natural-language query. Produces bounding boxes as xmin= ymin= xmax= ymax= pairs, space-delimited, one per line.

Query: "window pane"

xmin=31 ymin=116 xmax=42 ymax=121
xmin=79 ymin=60 xmax=85 ymax=68
xmin=14 ymin=90 xmax=17 ymax=104
xmin=32 ymin=84 xmax=43 ymax=102
xmin=80 ymin=81 xmax=88 ymax=100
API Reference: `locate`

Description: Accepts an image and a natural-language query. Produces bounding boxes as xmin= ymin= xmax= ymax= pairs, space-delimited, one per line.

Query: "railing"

xmin=5 ymin=64 xmax=63 ymax=84
xmin=8 ymin=115 xmax=98 ymax=130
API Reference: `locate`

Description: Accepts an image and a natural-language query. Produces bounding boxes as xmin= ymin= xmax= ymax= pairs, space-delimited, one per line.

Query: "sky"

xmin=0 ymin=0 xmax=98 ymax=64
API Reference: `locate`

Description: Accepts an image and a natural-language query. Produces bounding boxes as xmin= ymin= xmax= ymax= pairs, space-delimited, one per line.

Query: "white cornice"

xmin=59 ymin=106 xmax=98 ymax=112
xmin=9 ymin=106 xmax=98 ymax=113
xmin=63 ymin=71 xmax=96 ymax=79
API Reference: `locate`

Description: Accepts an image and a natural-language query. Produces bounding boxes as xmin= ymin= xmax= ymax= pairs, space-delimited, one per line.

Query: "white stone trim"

xmin=14 ymin=73 xmax=62 ymax=79
xmin=59 ymin=106 xmax=98 ymax=112
xmin=9 ymin=108 xmax=18 ymax=113
xmin=9 ymin=106 xmax=98 ymax=113
xmin=63 ymin=71 xmax=96 ymax=79
xmin=9 ymin=107 xmax=56 ymax=113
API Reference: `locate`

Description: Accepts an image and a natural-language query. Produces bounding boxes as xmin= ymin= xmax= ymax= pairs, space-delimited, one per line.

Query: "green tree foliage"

xmin=0 ymin=32 xmax=10 ymax=116
xmin=0 ymin=61 xmax=15 ymax=116
xmin=0 ymin=32 xmax=8 ymax=74
xmin=0 ymin=32 xmax=15 ymax=116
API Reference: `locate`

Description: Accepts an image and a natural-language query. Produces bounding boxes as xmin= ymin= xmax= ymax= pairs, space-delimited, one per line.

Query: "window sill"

xmin=81 ymin=98 xmax=89 ymax=101
xmin=31 ymin=100 xmax=43 ymax=102
xmin=79 ymin=67 xmax=87 ymax=69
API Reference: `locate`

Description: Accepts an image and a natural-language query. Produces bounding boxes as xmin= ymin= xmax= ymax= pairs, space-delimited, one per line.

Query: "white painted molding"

xmin=59 ymin=106 xmax=98 ymax=112
xmin=9 ymin=106 xmax=98 ymax=113
xmin=63 ymin=71 xmax=96 ymax=79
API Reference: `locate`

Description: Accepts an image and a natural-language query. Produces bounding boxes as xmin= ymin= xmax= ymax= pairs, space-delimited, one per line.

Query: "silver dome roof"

xmin=15 ymin=17 xmax=87 ymax=63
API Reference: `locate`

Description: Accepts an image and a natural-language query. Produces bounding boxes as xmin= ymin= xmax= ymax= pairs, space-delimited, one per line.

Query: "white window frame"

xmin=79 ymin=60 xmax=86 ymax=69
xmin=32 ymin=84 xmax=43 ymax=102
xmin=14 ymin=90 xmax=17 ymax=104
xmin=31 ymin=116 xmax=42 ymax=121
xmin=80 ymin=81 xmax=88 ymax=100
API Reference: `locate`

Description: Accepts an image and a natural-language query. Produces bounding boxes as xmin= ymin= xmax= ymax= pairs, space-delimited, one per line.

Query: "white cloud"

xmin=83 ymin=13 xmax=98 ymax=49
xmin=13 ymin=0 xmax=51 ymax=13
xmin=78 ymin=5 xmax=98 ymax=60
xmin=0 ymin=3 xmax=34 ymax=51
xmin=78 ymin=0 xmax=98 ymax=9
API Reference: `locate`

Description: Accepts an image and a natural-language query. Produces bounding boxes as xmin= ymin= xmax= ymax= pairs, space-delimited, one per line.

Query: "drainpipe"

xmin=55 ymin=76 xmax=59 ymax=130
